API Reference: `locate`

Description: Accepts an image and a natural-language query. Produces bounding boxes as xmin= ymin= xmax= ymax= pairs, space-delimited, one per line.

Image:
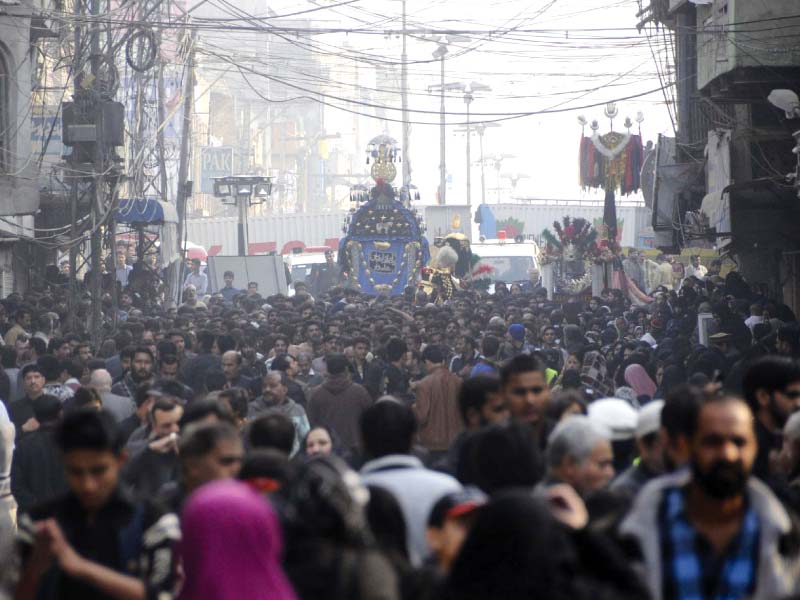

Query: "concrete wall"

xmin=186 ymin=203 xmax=653 ymax=255
xmin=0 ymin=6 xmax=39 ymax=216
xmin=697 ymin=0 xmax=800 ymax=90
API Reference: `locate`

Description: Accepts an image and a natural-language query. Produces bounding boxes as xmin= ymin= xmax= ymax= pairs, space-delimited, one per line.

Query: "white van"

xmin=471 ymin=238 xmax=541 ymax=291
xmin=283 ymin=247 xmax=337 ymax=295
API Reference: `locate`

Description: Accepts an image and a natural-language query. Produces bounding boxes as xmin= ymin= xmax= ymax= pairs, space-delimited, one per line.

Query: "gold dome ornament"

xmin=371 ymin=160 xmax=397 ymax=183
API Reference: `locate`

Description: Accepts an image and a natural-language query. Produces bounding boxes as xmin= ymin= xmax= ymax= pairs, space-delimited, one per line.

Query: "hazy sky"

xmin=190 ymin=0 xmax=675 ymax=204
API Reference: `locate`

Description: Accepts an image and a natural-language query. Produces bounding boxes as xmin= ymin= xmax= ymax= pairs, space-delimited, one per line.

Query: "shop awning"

xmin=115 ymin=199 xmax=178 ymax=225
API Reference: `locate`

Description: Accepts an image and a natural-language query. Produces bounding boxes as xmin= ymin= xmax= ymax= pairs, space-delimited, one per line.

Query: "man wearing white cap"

xmin=610 ymin=400 xmax=665 ymax=499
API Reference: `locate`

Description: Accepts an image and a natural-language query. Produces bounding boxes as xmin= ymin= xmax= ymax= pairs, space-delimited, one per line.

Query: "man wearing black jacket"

xmin=15 ymin=409 xmax=178 ymax=600
xmin=10 ymin=395 xmax=67 ymax=514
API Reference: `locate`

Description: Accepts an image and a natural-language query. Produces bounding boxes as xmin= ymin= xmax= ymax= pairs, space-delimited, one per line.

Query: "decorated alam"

xmin=4 ymin=1 xmax=800 ymax=598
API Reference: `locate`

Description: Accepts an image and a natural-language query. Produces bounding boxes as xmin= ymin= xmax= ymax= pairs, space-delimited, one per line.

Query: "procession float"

xmin=540 ymin=216 xmax=611 ymax=302
xmin=537 ymin=103 xmax=646 ymax=302
xmin=339 ymin=136 xmax=429 ymax=296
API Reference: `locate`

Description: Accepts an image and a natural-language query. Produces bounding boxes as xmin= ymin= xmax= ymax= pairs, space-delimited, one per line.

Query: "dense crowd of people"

xmin=1 ymin=249 xmax=800 ymax=599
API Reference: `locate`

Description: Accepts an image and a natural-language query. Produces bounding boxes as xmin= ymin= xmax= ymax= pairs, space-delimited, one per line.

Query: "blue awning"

xmin=115 ymin=199 xmax=178 ymax=225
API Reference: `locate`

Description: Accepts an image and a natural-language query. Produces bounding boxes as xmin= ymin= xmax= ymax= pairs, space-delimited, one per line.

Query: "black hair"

xmin=238 ymin=448 xmax=292 ymax=487
xmin=480 ymin=335 xmax=500 ymax=359
xmin=120 ymin=346 xmax=137 ymax=361
xmin=36 ymin=355 xmax=62 ymax=381
xmin=33 ymin=394 xmax=62 ymax=423
xmin=326 ymin=353 xmax=349 ymax=376
xmin=156 ymin=340 xmax=178 ymax=358
xmin=742 ymin=356 xmax=800 ymax=414
xmin=458 ymin=375 xmax=501 ymax=425
xmin=55 ymin=408 xmax=123 ymax=455
xmin=365 ymin=484 xmax=409 ymax=563
xmin=248 ymin=413 xmax=295 ymax=455
xmin=132 ymin=346 xmax=155 ymax=364
xmin=20 ymin=363 xmax=44 ymax=379
xmin=180 ymin=397 xmax=235 ymax=428
xmin=662 ymin=384 xmax=704 ymax=440
xmin=204 ymin=370 xmax=227 ymax=392
xmin=457 ymin=423 xmax=544 ymax=494
xmin=150 ymin=397 xmax=180 ymax=422
xmin=159 ymin=353 xmax=179 ymax=367
xmin=270 ymin=353 xmax=294 ymax=372
xmin=421 ymin=344 xmax=445 ymax=365
xmin=72 ymin=387 xmax=102 ymax=410
xmin=352 ymin=335 xmax=370 ymax=348
xmin=196 ymin=330 xmax=216 ymax=353
xmin=219 ymin=388 xmax=250 ymax=421
xmin=179 ymin=421 xmax=240 ymax=461
xmin=548 ymin=389 xmax=587 ymax=421
xmin=30 ymin=337 xmax=47 ymax=356
xmin=360 ymin=401 xmax=417 ymax=459
xmin=385 ymin=337 xmax=408 ymax=363
xmin=216 ymin=334 xmax=236 ymax=354
xmin=500 ymin=354 xmax=547 ymax=387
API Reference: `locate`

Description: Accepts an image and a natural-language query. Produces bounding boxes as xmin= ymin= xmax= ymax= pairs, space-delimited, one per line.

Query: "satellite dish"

xmin=640 ymin=143 xmax=657 ymax=209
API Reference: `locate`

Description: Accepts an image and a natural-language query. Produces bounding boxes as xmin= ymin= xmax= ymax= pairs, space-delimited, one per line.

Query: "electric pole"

xmin=89 ymin=0 xmax=104 ymax=347
xmin=172 ymin=28 xmax=196 ymax=303
xmin=401 ymin=0 xmax=410 ymax=189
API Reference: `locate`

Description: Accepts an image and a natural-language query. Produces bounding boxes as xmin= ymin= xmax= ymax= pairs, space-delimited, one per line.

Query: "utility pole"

xmin=436 ymin=45 xmax=447 ymax=205
xmin=400 ymin=0 xmax=410 ymax=189
xmin=89 ymin=0 xmax=104 ymax=348
xmin=172 ymin=28 xmax=196 ymax=303
xmin=465 ymin=91 xmax=471 ymax=207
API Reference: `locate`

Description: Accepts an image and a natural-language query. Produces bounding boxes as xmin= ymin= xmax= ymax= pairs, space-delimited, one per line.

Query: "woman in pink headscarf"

xmin=624 ymin=363 xmax=657 ymax=403
xmin=178 ymin=480 xmax=297 ymax=600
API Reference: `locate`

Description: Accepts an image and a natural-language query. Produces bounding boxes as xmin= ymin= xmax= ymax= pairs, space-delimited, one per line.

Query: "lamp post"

xmin=423 ymin=34 xmax=469 ymax=205
xmin=462 ymin=83 xmax=491 ymax=207
xmin=482 ymin=153 xmax=515 ymax=203
xmin=473 ymin=122 xmax=500 ymax=205
xmin=433 ymin=44 xmax=448 ymax=205
xmin=213 ymin=175 xmax=273 ymax=256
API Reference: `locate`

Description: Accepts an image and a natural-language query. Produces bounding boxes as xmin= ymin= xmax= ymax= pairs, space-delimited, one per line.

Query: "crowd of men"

xmin=1 ymin=250 xmax=800 ymax=599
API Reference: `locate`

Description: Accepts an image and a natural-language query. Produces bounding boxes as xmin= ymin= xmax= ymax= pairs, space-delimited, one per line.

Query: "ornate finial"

xmin=623 ymin=116 xmax=633 ymax=131
xmin=577 ymin=115 xmax=587 ymax=127
xmin=590 ymin=120 xmax=599 ymax=132
xmin=604 ymin=102 xmax=618 ymax=119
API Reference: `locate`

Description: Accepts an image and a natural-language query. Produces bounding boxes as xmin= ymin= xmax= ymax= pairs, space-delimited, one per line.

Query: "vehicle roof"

xmin=471 ymin=240 xmax=540 ymax=258
xmin=283 ymin=251 xmax=335 ymax=266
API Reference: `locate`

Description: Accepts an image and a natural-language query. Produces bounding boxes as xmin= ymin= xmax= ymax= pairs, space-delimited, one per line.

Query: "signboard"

xmin=200 ymin=146 xmax=234 ymax=194
xmin=206 ymin=254 xmax=289 ymax=297
xmin=31 ymin=110 xmax=62 ymax=157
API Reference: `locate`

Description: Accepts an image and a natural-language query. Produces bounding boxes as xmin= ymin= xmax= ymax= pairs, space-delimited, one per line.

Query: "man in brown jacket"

xmin=413 ymin=345 xmax=463 ymax=459
xmin=307 ymin=353 xmax=372 ymax=456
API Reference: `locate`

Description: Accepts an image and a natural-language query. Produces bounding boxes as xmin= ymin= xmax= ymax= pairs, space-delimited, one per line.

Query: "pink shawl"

xmin=178 ymin=480 xmax=297 ymax=600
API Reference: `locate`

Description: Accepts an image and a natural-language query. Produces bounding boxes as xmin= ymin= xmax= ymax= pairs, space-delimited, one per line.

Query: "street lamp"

xmin=768 ymin=89 xmax=800 ymax=119
xmin=474 ymin=122 xmax=500 ymax=205
xmin=768 ymin=88 xmax=800 ymax=197
xmin=501 ymin=172 xmax=530 ymax=194
xmin=480 ymin=153 xmax=515 ymax=203
xmin=462 ymin=82 xmax=491 ymax=208
xmin=423 ymin=34 xmax=469 ymax=205
xmin=213 ymin=175 xmax=274 ymax=256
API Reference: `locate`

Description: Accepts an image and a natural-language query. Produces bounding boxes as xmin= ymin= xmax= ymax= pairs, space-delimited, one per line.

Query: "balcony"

xmin=697 ymin=0 xmax=800 ymax=96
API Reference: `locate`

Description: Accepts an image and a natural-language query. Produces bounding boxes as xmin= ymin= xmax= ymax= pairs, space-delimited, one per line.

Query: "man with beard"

xmin=742 ymin=356 xmax=800 ymax=481
xmin=112 ymin=347 xmax=155 ymax=398
xmin=620 ymin=395 xmax=800 ymax=600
